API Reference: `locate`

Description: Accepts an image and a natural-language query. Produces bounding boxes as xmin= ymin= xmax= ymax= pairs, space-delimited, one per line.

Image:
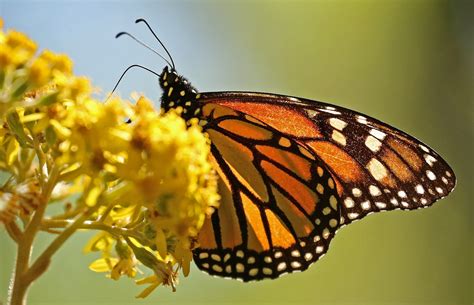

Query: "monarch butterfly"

xmin=117 ymin=19 xmax=456 ymax=282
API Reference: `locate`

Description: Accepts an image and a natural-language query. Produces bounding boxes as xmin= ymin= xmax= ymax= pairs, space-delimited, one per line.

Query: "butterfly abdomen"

xmin=159 ymin=66 xmax=202 ymax=121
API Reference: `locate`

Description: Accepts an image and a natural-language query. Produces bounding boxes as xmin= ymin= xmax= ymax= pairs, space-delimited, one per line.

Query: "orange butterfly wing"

xmin=193 ymin=92 xmax=456 ymax=281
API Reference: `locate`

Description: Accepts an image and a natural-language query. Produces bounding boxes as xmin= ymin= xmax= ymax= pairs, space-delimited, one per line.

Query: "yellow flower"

xmin=0 ymin=20 xmax=220 ymax=297
xmin=28 ymin=57 xmax=51 ymax=86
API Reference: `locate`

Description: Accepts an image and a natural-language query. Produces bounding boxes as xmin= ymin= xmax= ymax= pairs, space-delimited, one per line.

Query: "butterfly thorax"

xmin=159 ymin=66 xmax=202 ymax=122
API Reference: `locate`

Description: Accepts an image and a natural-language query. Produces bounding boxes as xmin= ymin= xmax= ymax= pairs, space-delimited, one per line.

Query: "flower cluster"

xmin=0 ymin=19 xmax=219 ymax=298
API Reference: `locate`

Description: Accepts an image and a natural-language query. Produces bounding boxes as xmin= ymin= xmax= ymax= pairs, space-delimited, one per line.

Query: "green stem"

xmin=41 ymin=219 xmax=149 ymax=246
xmin=7 ymin=166 xmax=59 ymax=305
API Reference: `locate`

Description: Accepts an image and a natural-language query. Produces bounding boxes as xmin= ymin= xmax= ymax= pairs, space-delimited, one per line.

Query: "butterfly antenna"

xmin=105 ymin=64 xmax=162 ymax=102
xmin=135 ymin=18 xmax=176 ymax=70
xmin=115 ymin=31 xmax=173 ymax=68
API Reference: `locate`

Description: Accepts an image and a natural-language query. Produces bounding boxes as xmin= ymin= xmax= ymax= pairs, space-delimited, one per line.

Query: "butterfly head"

xmin=159 ymin=66 xmax=202 ymax=121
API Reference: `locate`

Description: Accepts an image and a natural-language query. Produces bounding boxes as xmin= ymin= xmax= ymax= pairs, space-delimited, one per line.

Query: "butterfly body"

xmin=158 ymin=66 xmax=456 ymax=282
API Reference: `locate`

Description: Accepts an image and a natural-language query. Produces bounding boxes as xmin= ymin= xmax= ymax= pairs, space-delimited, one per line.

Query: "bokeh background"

xmin=0 ymin=1 xmax=472 ymax=305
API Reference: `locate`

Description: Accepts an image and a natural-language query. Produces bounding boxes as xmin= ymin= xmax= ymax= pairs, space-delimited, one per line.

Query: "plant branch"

xmin=41 ymin=219 xmax=149 ymax=245
xmin=5 ymin=221 xmax=22 ymax=243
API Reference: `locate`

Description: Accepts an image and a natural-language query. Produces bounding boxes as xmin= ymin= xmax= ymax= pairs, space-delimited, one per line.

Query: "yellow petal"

xmin=154 ymin=228 xmax=167 ymax=258
xmin=88 ymin=257 xmax=118 ymax=273
xmin=6 ymin=139 xmax=19 ymax=166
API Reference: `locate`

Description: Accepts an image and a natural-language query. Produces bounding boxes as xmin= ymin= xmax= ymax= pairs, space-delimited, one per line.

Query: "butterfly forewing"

xmin=199 ymin=92 xmax=455 ymax=228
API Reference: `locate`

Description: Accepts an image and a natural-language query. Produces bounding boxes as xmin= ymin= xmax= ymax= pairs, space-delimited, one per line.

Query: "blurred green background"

xmin=0 ymin=1 xmax=472 ymax=305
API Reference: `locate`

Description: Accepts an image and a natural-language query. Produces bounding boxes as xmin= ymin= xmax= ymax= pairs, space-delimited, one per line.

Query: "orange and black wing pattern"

xmin=193 ymin=92 xmax=456 ymax=282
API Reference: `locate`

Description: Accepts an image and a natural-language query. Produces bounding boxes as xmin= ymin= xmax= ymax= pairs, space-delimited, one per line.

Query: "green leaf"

xmin=45 ymin=125 xmax=56 ymax=146
xmin=126 ymin=239 xmax=159 ymax=270
xmin=6 ymin=110 xmax=31 ymax=147
xmin=36 ymin=92 xmax=59 ymax=107
xmin=11 ymin=80 xmax=28 ymax=100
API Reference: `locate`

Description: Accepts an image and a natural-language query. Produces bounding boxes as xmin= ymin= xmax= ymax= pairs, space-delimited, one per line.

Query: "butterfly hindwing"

xmin=193 ymin=102 xmax=343 ymax=281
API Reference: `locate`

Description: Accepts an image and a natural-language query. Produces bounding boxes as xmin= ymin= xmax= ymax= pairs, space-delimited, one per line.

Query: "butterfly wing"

xmin=193 ymin=91 xmax=456 ymax=281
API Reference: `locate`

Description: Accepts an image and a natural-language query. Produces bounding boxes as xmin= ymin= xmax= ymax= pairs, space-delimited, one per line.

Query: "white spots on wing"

xmin=329 ymin=218 xmax=338 ymax=227
xmin=390 ymin=197 xmax=398 ymax=205
xmin=264 ymin=256 xmax=272 ymax=263
xmin=424 ymin=154 xmax=437 ymax=166
xmin=375 ymin=202 xmax=387 ymax=209
xmin=249 ymin=268 xmax=258 ymax=276
xmin=320 ymin=108 xmax=342 ymax=115
xmin=291 ymin=250 xmax=301 ymax=257
xmin=356 ymin=115 xmax=368 ymax=124
xmin=315 ymin=245 xmax=324 ymax=254
xmin=328 ymin=178 xmax=335 ymax=189
xmin=212 ymin=265 xmax=223 ymax=272
xmin=420 ymin=198 xmax=428 ymax=205
xmin=322 ymin=207 xmax=332 ymax=215
xmin=274 ymin=251 xmax=283 ymax=258
xmin=304 ymin=253 xmax=313 ymax=261
xmin=344 ymin=197 xmax=355 ymax=208
xmin=332 ymin=130 xmax=347 ymax=146
xmin=317 ymin=166 xmax=324 ymax=177
xmin=322 ymin=228 xmax=330 ymax=239
xmin=225 ymin=265 xmax=232 ymax=273
xmin=329 ymin=118 xmax=347 ymax=130
xmin=445 ymin=171 xmax=452 ymax=177
xmin=316 ymin=184 xmax=324 ymax=195
xmin=398 ymin=190 xmax=407 ymax=198
xmin=442 ymin=176 xmax=449 ymax=184
xmin=365 ymin=135 xmax=382 ymax=152
xmin=211 ymin=254 xmax=221 ymax=262
xmin=367 ymin=158 xmax=388 ymax=181
xmin=306 ymin=109 xmax=318 ymax=118
xmin=329 ymin=195 xmax=338 ymax=210
xmin=263 ymin=268 xmax=273 ymax=275
xmin=401 ymin=201 xmax=409 ymax=208
xmin=291 ymin=261 xmax=302 ymax=268
xmin=236 ymin=263 xmax=245 ymax=273
xmin=419 ymin=144 xmax=430 ymax=153
xmin=369 ymin=128 xmax=386 ymax=140
xmin=348 ymin=212 xmax=359 ymax=219
xmin=415 ymin=184 xmax=425 ymax=194
xmin=315 ymin=218 xmax=321 ymax=225
xmin=236 ymin=250 xmax=244 ymax=258
xmin=352 ymin=188 xmax=362 ymax=197
xmin=277 ymin=262 xmax=287 ymax=271
xmin=436 ymin=187 xmax=444 ymax=194
xmin=247 ymin=257 xmax=255 ymax=264
xmin=369 ymin=185 xmax=382 ymax=196
xmin=199 ymin=253 xmax=209 ymax=259
xmin=426 ymin=170 xmax=436 ymax=181
xmin=223 ymin=253 xmax=231 ymax=262
xmin=361 ymin=200 xmax=371 ymax=210
xmin=202 ymin=263 xmax=209 ymax=269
